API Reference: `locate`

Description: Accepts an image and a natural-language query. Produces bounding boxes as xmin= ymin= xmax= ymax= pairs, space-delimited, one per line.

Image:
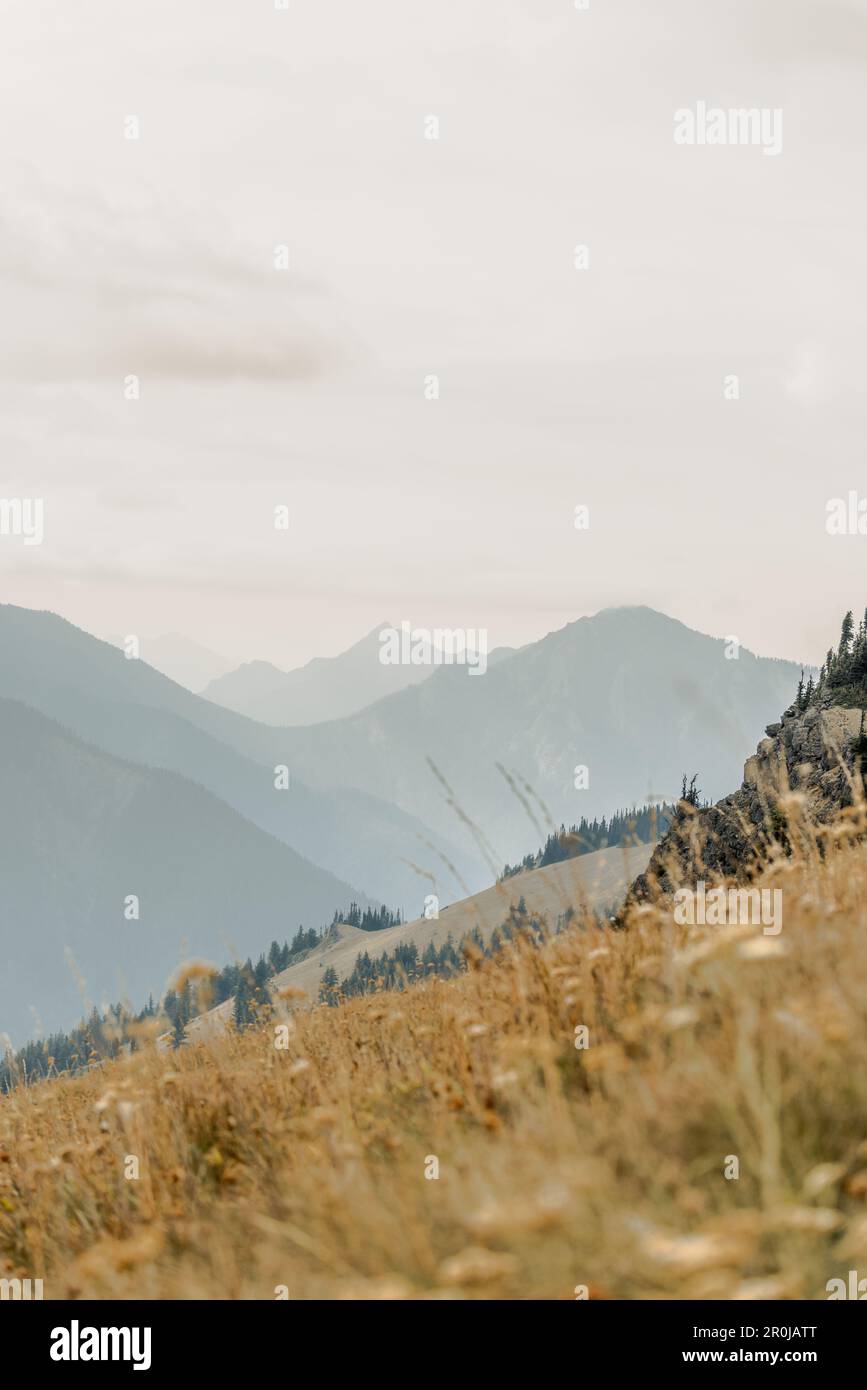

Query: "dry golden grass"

xmin=3 ymin=820 xmax=867 ymax=1300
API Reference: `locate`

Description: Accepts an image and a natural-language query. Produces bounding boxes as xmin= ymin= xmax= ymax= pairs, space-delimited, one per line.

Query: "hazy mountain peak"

xmin=202 ymin=619 xmax=434 ymax=725
xmin=272 ymin=606 xmax=809 ymax=869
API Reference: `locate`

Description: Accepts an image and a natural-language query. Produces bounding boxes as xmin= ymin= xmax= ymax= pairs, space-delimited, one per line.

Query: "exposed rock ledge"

xmin=628 ymin=705 xmax=866 ymax=902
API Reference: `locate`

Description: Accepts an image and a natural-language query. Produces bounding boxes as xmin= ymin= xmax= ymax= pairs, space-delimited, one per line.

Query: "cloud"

xmin=0 ymin=174 xmax=354 ymax=382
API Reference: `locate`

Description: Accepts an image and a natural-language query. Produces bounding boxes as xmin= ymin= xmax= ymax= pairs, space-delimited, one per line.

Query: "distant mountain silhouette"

xmin=0 ymin=602 xmax=811 ymax=1042
xmin=203 ymin=624 xmax=516 ymax=725
xmin=0 ymin=699 xmax=368 ymax=1045
xmin=0 ymin=605 xmax=480 ymax=912
xmin=107 ymin=632 xmax=233 ymax=692
xmin=202 ymin=623 xmax=435 ymax=724
xmin=271 ymin=607 xmax=809 ymax=869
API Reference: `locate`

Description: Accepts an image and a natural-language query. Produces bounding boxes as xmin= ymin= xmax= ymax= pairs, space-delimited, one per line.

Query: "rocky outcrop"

xmin=628 ymin=703 xmax=867 ymax=903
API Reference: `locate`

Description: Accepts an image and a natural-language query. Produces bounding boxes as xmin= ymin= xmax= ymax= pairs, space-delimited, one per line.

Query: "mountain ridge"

xmin=201 ymin=620 xmax=434 ymax=724
xmin=268 ymin=605 xmax=811 ymax=867
xmin=0 ymin=603 xmax=482 ymax=910
xmin=0 ymin=697 xmax=370 ymax=1045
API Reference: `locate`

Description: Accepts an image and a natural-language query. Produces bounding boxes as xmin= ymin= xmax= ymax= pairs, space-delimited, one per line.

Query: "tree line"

xmin=1 ymin=902 xmax=402 ymax=1092
xmin=499 ymin=801 xmax=675 ymax=881
xmin=794 ymin=608 xmax=867 ymax=713
xmin=319 ymin=898 xmax=552 ymax=1005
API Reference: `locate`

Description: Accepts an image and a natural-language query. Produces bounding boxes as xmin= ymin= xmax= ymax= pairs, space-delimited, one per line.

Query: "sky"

xmin=2 ymin=0 xmax=867 ymax=670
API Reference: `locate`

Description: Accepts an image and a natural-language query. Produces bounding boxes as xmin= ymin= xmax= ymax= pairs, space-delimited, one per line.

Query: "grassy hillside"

xmin=3 ymin=811 xmax=866 ymax=1299
xmin=187 ymin=841 xmax=653 ymax=1041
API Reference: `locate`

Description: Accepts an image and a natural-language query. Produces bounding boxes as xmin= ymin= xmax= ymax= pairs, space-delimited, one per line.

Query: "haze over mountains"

xmin=107 ymin=633 xmax=234 ymax=694
xmin=202 ymin=624 xmax=512 ymax=724
xmin=0 ymin=605 xmax=478 ymax=916
xmin=0 ymin=699 xmax=365 ymax=1045
xmin=202 ymin=623 xmax=435 ymax=724
xmin=0 ymin=601 xmax=808 ymax=1043
xmin=275 ymin=607 xmax=809 ymax=868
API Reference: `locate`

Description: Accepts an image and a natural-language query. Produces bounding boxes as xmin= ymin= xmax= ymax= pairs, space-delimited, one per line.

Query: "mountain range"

xmin=271 ymin=607 xmax=809 ymax=868
xmin=0 ymin=601 xmax=809 ymax=1043
xmin=201 ymin=623 xmax=436 ymax=723
xmin=0 ymin=604 xmax=478 ymax=915
xmin=0 ymin=698 xmax=365 ymax=1044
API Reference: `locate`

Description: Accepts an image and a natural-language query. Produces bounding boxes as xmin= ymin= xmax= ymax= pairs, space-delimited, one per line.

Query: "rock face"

xmin=629 ymin=703 xmax=867 ymax=901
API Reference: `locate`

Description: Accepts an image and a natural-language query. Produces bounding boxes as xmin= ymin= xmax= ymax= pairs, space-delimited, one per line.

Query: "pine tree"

xmin=233 ymin=974 xmax=254 ymax=1030
xmin=319 ymin=966 xmax=339 ymax=1005
xmin=680 ymin=774 xmax=700 ymax=807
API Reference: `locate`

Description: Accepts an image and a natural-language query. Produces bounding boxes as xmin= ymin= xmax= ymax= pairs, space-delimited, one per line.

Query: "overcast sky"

xmin=2 ymin=0 xmax=866 ymax=670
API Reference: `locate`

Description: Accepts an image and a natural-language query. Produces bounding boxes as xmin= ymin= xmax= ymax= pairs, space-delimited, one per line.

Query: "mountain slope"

xmin=107 ymin=633 xmax=234 ymax=692
xmin=271 ymin=607 xmax=809 ymax=868
xmin=0 ymin=699 xmax=368 ymax=1045
xmin=0 ymin=605 xmax=481 ymax=909
xmin=187 ymin=840 xmax=653 ymax=1041
xmin=202 ymin=623 xmax=435 ymax=724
